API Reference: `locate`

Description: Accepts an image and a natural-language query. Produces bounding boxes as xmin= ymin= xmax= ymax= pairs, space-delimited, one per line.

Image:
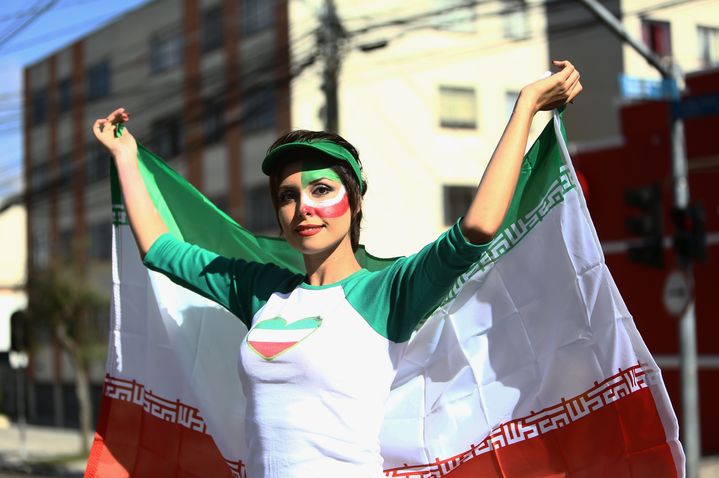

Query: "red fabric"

xmin=85 ymin=394 xmax=234 ymax=478
xmin=385 ymin=388 xmax=677 ymax=477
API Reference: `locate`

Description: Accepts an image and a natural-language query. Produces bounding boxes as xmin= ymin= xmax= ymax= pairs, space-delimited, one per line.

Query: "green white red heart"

xmin=247 ymin=316 xmax=322 ymax=360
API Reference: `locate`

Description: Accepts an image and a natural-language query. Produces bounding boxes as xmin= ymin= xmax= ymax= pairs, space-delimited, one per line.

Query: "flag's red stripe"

xmin=248 ymin=340 xmax=296 ymax=358
xmin=385 ymin=388 xmax=677 ymax=478
xmin=87 ymin=376 xmax=678 ymax=477
xmin=85 ymin=394 xmax=234 ymax=478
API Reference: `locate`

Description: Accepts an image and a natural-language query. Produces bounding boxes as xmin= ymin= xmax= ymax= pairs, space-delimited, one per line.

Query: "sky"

xmin=0 ymin=0 xmax=150 ymax=201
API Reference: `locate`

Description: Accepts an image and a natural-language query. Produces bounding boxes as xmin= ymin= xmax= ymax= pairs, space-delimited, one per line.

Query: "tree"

xmin=24 ymin=267 xmax=107 ymax=455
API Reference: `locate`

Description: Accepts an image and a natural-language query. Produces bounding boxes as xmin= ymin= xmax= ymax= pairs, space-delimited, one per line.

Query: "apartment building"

xmin=23 ymin=0 xmax=289 ymax=426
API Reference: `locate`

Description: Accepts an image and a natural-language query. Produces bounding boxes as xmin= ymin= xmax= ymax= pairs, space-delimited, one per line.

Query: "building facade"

xmin=23 ymin=0 xmax=289 ymax=426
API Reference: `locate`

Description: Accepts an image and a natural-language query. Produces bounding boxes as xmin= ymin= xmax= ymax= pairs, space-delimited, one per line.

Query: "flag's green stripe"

xmin=498 ymin=112 xmax=568 ymax=230
xmin=437 ymin=114 xmax=575 ymax=308
xmin=255 ymin=317 xmax=322 ymax=330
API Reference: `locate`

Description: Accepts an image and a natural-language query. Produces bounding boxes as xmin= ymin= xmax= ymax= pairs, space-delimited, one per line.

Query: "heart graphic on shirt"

xmin=246 ymin=316 xmax=322 ymax=361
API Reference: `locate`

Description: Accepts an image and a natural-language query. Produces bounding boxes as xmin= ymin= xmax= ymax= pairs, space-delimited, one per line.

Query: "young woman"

xmin=93 ymin=61 xmax=581 ymax=477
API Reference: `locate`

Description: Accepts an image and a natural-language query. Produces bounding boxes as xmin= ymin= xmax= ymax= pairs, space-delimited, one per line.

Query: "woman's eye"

xmin=312 ymin=184 xmax=332 ymax=196
xmin=278 ymin=191 xmax=296 ymax=203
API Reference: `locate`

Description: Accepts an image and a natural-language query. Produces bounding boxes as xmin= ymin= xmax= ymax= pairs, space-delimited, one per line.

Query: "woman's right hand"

xmin=92 ymin=107 xmax=137 ymax=159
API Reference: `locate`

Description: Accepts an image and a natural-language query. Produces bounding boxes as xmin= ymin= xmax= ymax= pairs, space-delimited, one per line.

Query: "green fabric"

xmin=143 ymin=218 xmax=487 ymax=341
xmin=143 ymin=234 xmax=302 ymax=329
xmin=109 ymin=138 xmax=396 ymax=272
xmin=335 ymin=218 xmax=488 ymax=342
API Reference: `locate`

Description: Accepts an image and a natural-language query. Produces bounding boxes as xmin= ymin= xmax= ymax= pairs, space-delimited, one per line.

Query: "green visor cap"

xmin=261 ymin=140 xmax=365 ymax=192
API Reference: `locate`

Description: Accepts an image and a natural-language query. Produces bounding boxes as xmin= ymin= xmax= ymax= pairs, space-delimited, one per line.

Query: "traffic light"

xmin=673 ymin=204 xmax=707 ymax=266
xmin=624 ymin=183 xmax=664 ymax=268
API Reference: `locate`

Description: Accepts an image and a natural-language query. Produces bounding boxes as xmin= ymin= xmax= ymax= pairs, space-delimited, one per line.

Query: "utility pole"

xmin=576 ymin=1 xmax=698 ymax=477
xmin=318 ymin=0 xmax=344 ymax=132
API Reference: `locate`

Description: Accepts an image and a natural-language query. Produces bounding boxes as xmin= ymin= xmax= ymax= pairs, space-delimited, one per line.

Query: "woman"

xmin=93 ymin=61 xmax=581 ymax=477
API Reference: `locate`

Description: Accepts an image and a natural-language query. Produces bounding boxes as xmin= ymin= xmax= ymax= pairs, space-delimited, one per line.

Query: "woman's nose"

xmin=299 ymin=198 xmax=314 ymax=216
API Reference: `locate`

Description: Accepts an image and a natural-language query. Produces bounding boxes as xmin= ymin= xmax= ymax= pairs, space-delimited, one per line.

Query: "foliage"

xmin=25 ymin=267 xmax=107 ymax=359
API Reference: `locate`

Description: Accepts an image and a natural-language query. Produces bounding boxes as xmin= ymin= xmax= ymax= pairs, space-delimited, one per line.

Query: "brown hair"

xmin=266 ymin=130 xmax=367 ymax=251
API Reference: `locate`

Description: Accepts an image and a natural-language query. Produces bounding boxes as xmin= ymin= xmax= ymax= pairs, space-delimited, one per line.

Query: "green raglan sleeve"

xmin=142 ymin=233 xmax=301 ymax=329
xmin=348 ymin=218 xmax=488 ymax=343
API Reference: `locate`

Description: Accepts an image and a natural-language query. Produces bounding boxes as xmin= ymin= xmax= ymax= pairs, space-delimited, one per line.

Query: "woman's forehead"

xmin=279 ymin=159 xmax=342 ymax=186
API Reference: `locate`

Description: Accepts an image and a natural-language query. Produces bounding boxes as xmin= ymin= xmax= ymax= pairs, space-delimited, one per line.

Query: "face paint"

xmin=300 ymin=166 xmax=342 ymax=188
xmin=297 ymin=165 xmax=349 ymax=218
xmin=300 ymin=186 xmax=349 ymax=218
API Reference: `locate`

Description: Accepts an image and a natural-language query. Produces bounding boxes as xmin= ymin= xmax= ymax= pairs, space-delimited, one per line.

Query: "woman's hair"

xmin=267 ymin=130 xmax=367 ymax=251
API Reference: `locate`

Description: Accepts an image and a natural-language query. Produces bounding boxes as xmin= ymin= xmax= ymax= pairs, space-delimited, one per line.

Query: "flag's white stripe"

xmin=111 ymin=224 xmax=123 ymax=372
xmin=248 ymin=328 xmax=317 ymax=342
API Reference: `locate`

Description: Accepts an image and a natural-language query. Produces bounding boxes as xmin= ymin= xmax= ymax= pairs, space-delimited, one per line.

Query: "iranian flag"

xmin=84 ymin=112 xmax=684 ymax=478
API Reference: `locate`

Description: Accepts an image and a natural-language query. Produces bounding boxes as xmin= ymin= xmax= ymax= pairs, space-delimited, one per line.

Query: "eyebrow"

xmin=306 ymin=176 xmax=335 ymax=184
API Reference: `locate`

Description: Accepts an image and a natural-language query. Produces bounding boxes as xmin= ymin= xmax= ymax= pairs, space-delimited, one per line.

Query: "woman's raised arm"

xmin=92 ymin=107 xmax=168 ymax=258
xmin=460 ymin=60 xmax=583 ymax=244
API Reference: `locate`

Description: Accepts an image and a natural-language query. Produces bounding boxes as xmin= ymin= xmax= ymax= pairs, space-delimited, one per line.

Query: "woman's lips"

xmin=296 ymin=225 xmax=323 ymax=237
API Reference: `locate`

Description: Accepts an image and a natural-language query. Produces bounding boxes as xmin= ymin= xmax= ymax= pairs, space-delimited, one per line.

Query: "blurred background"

xmin=0 ymin=0 xmax=717 ymax=476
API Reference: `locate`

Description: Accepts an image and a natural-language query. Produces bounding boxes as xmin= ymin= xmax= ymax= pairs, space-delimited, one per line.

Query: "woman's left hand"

xmin=519 ymin=60 xmax=583 ymax=114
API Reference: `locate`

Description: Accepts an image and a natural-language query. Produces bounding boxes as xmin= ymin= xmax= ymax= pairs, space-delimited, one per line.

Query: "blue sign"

xmin=619 ymin=74 xmax=679 ymax=101
xmin=673 ymin=93 xmax=719 ymax=120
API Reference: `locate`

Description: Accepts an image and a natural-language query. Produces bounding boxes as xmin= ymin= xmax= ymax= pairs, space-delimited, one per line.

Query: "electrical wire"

xmin=0 ymin=0 xmax=59 ymax=51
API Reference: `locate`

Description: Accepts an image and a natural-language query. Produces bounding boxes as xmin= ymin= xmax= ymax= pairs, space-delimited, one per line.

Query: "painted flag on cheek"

xmin=84 ymin=112 xmax=684 ymax=477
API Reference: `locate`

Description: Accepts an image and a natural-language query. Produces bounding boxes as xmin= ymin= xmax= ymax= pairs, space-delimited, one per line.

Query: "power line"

xmin=0 ymin=0 xmax=59 ymax=51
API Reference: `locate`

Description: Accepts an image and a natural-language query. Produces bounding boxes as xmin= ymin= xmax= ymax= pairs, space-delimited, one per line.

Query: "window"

xmin=204 ymin=100 xmax=225 ymax=144
xmin=58 ymin=228 xmax=74 ymax=262
xmin=88 ymin=221 xmax=112 ymax=260
xmin=86 ymin=60 xmax=111 ymax=101
xmin=243 ymin=0 xmax=274 ymax=35
xmin=30 ymin=162 xmax=49 ymax=194
xmin=58 ymin=152 xmax=73 ymax=188
xmin=245 ymin=183 xmax=277 ymax=233
xmin=502 ymin=0 xmax=529 ymax=40
xmin=698 ymin=25 xmax=719 ymax=67
xmin=203 ymin=7 xmax=224 ymax=52
xmin=86 ymin=143 xmax=109 ymax=182
xmin=58 ymin=78 xmax=72 ymax=113
xmin=641 ymin=19 xmax=672 ymax=58
xmin=32 ymin=230 xmax=50 ymax=268
xmin=443 ymin=185 xmax=475 ymax=225
xmin=150 ymin=115 xmax=183 ymax=159
xmin=244 ymin=86 xmax=276 ymax=132
xmin=150 ymin=30 xmax=183 ymax=73
xmin=32 ymin=88 xmax=48 ymax=125
xmin=433 ymin=0 xmax=476 ymax=33
xmin=439 ymin=86 xmax=477 ymax=129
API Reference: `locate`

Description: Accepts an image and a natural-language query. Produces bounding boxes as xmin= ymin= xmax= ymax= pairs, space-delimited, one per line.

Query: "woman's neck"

xmin=303 ymin=237 xmax=362 ymax=286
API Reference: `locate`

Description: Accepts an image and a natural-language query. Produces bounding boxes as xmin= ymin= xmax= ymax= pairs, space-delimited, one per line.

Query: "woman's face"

xmin=276 ymin=160 xmax=353 ymax=256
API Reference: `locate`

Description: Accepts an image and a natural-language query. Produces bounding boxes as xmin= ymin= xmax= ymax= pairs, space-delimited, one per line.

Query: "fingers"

xmin=105 ymin=107 xmax=129 ymax=124
xmin=552 ymin=60 xmax=575 ymax=83
xmin=568 ymin=80 xmax=583 ymax=104
xmin=553 ymin=60 xmax=581 ymax=103
xmin=93 ymin=118 xmax=111 ymax=137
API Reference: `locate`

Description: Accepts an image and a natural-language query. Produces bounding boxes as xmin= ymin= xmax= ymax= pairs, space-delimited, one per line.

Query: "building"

xmin=23 ymin=0 xmax=289 ymax=426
